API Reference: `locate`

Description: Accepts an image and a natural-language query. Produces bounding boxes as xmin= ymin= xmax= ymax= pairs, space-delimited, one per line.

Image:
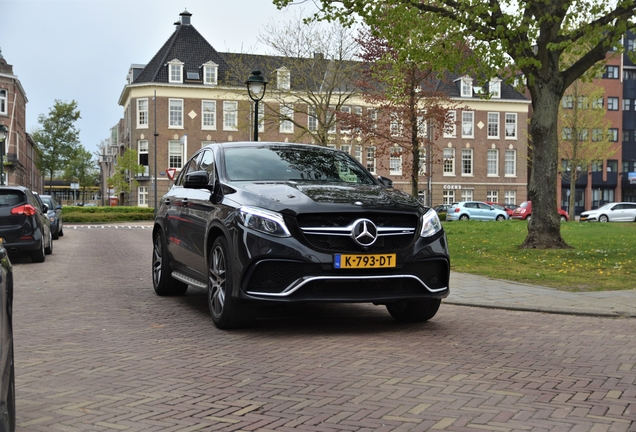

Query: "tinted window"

xmin=0 ymin=191 xmax=25 ymax=207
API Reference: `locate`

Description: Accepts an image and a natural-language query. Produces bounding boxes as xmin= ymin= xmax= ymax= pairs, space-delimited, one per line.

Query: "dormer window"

xmin=277 ymin=67 xmax=290 ymax=90
xmin=168 ymin=59 xmax=184 ymax=83
xmin=489 ymin=79 xmax=501 ymax=98
xmin=203 ymin=61 xmax=218 ymax=86
xmin=460 ymin=77 xmax=473 ymax=97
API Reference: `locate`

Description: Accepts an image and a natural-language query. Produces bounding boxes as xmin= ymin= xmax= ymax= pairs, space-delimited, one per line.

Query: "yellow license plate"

xmin=334 ymin=254 xmax=396 ymax=269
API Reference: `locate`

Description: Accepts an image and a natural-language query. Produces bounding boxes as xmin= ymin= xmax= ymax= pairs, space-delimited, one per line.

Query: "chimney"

xmin=178 ymin=10 xmax=192 ymax=25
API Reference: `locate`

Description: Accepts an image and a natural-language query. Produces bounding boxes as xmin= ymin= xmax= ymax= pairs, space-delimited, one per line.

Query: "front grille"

xmin=296 ymin=212 xmax=418 ymax=253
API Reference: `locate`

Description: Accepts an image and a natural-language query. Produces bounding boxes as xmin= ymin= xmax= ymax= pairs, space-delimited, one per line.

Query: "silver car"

xmin=445 ymin=201 xmax=508 ymax=221
xmin=579 ymin=202 xmax=636 ymax=222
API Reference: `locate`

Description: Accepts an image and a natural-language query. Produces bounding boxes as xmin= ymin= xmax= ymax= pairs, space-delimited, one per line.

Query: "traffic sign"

xmin=166 ymin=168 xmax=177 ymax=180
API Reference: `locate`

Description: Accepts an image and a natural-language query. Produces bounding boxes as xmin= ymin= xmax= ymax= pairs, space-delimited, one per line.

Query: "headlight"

xmin=420 ymin=209 xmax=442 ymax=237
xmin=49 ymin=216 xmax=55 ymax=222
xmin=238 ymin=206 xmax=291 ymax=237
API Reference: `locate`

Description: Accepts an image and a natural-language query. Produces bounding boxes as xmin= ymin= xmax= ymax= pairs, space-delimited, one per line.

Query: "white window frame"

xmin=138 ymin=140 xmax=149 ymax=168
xmin=505 ymin=149 xmax=517 ymax=177
xmin=504 ymin=190 xmax=517 ymax=205
xmin=328 ymin=106 xmax=337 ymax=134
xmin=444 ymin=110 xmax=456 ymax=138
xmin=489 ymin=79 xmax=501 ymax=98
xmin=168 ymin=140 xmax=183 ymax=169
xmin=223 ymin=101 xmax=238 ymax=131
xmin=366 ymin=146 xmax=376 ymax=174
xmin=308 ymin=106 xmax=318 ymax=131
xmin=137 ymin=98 xmax=148 ymax=129
xmin=340 ymin=106 xmax=351 ymax=134
xmin=461 ymin=78 xmax=473 ymax=97
xmin=505 ymin=113 xmax=517 ymax=139
xmin=340 ymin=144 xmax=350 ymax=155
xmin=487 ymin=112 xmax=499 ymax=139
xmin=368 ymin=108 xmax=378 ymax=130
xmin=461 ymin=189 xmax=473 ymax=201
xmin=419 ymin=149 xmax=426 ymax=175
xmin=487 ymin=190 xmax=498 ymax=202
xmin=203 ymin=61 xmax=218 ymax=86
xmin=443 ymin=148 xmax=455 ymax=176
xmin=0 ymin=89 xmax=6 ymax=115
xmin=390 ymin=146 xmax=403 ymax=175
xmin=462 ymin=111 xmax=474 ymax=138
xmin=168 ymin=59 xmax=184 ymax=84
xmin=390 ymin=113 xmax=403 ymax=137
xmin=354 ymin=145 xmax=363 ymax=163
xmin=461 ymin=148 xmax=473 ymax=176
xmin=443 ymin=190 xmax=455 ymax=205
xmin=138 ymin=186 xmax=148 ymax=207
xmin=487 ymin=149 xmax=499 ymax=176
xmin=280 ymin=104 xmax=294 ymax=133
xmin=277 ymin=67 xmax=290 ymax=90
xmin=168 ymin=99 xmax=183 ymax=128
xmin=202 ymin=100 xmax=216 ymax=130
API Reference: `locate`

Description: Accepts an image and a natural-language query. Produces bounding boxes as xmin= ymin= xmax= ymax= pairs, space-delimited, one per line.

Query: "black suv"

xmin=153 ymin=142 xmax=450 ymax=329
xmin=0 ymin=186 xmax=53 ymax=262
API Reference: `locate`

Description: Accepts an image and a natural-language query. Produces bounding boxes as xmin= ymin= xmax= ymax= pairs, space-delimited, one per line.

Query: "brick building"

xmin=116 ymin=11 xmax=529 ymax=208
xmin=0 ymin=49 xmax=42 ymax=190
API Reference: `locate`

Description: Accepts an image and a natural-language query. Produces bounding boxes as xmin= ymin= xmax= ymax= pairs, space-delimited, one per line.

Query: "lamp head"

xmin=0 ymin=124 xmax=7 ymax=142
xmin=246 ymin=70 xmax=268 ymax=102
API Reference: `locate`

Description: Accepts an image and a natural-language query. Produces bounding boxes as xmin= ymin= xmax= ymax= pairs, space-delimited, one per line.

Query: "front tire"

xmin=459 ymin=214 xmax=469 ymax=221
xmin=599 ymin=215 xmax=609 ymax=222
xmin=152 ymin=231 xmax=188 ymax=296
xmin=496 ymin=215 xmax=505 ymax=221
xmin=31 ymin=237 xmax=45 ymax=263
xmin=386 ymin=298 xmax=441 ymax=322
xmin=560 ymin=215 xmax=567 ymax=222
xmin=208 ymin=237 xmax=254 ymax=329
xmin=45 ymin=231 xmax=53 ymax=255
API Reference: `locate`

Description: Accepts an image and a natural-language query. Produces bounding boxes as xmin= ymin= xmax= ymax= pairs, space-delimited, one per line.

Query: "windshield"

xmin=223 ymin=145 xmax=376 ymax=185
xmin=597 ymin=203 xmax=614 ymax=210
xmin=519 ymin=201 xmax=530 ymax=208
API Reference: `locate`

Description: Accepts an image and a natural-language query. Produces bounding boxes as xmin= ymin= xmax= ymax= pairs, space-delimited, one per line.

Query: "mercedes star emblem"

xmin=351 ymin=218 xmax=378 ymax=246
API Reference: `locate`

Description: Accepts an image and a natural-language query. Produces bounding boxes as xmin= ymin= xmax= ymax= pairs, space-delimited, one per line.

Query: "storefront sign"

xmin=629 ymin=172 xmax=636 ymax=185
xmin=443 ymin=184 xmax=463 ymax=190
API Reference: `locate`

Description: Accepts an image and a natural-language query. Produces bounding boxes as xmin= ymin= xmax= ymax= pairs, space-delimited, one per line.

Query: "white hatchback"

xmin=579 ymin=202 xmax=636 ymax=222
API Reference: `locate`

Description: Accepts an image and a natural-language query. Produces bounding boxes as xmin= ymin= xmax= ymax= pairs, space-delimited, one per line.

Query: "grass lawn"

xmin=444 ymin=220 xmax=636 ymax=292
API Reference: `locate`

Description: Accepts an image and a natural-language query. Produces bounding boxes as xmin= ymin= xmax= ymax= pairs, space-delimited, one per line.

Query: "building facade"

xmin=0 ymin=49 xmax=42 ymax=191
xmin=117 ymin=11 xmax=529 ymax=208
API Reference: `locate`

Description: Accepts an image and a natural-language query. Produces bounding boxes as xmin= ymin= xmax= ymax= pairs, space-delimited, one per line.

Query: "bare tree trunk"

xmin=523 ymin=80 xmax=571 ymax=249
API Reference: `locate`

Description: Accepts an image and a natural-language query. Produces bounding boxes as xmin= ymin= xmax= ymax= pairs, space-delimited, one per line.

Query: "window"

xmin=202 ymin=100 xmax=216 ymax=130
xmin=487 ymin=149 xmax=499 ymax=176
xmin=168 ymin=59 xmax=184 ymax=83
xmin=489 ymin=79 xmax=501 ymax=98
xmin=562 ymin=128 xmax=573 ymax=140
xmin=461 ymin=148 xmax=473 ymax=175
xmin=505 ymin=113 xmax=517 ymax=139
xmin=462 ymin=111 xmax=474 ymax=138
xmin=366 ymin=146 xmax=376 ymax=173
xmin=562 ymin=95 xmax=573 ymax=109
xmin=353 ymin=106 xmax=362 ymax=133
xmin=258 ymin=103 xmax=264 ymax=133
xmin=137 ymin=98 xmax=148 ymax=128
xmin=419 ymin=149 xmax=426 ymax=175
xmin=138 ymin=140 xmax=149 ymax=167
xmin=138 ymin=186 xmax=148 ymax=207
xmin=624 ymin=130 xmax=632 ymax=142
xmin=505 ymin=150 xmax=516 ymax=176
xmin=593 ymin=98 xmax=604 ymax=109
xmin=280 ymin=104 xmax=294 ymax=133
xmin=223 ymin=101 xmax=238 ymax=130
xmin=277 ymin=67 xmax=290 ymax=90
xmin=169 ymin=99 xmax=183 ymax=128
xmin=577 ymin=96 xmax=589 ymax=110
xmin=340 ymin=106 xmax=351 ymax=134
xmin=168 ymin=140 xmax=183 ymax=169
xmin=354 ymin=145 xmax=362 ymax=163
xmin=608 ymin=128 xmax=618 ymax=142
xmin=390 ymin=113 xmax=403 ymax=136
xmin=504 ymin=190 xmax=516 ymax=205
xmin=624 ymin=99 xmax=632 ymax=111
xmin=604 ymin=66 xmax=619 ymax=79
xmin=340 ymin=144 xmax=350 ymax=155
xmin=203 ymin=62 xmax=218 ymax=85
xmin=443 ymin=190 xmax=455 ymax=205
xmin=577 ymin=129 xmax=588 ymax=141
xmin=443 ymin=148 xmax=455 ymax=175
xmin=487 ymin=190 xmax=498 ymax=202
xmin=608 ymin=160 xmax=618 ymax=172
xmin=327 ymin=106 xmax=336 ymax=134
xmin=308 ymin=106 xmax=318 ymax=131
xmin=608 ymin=97 xmax=619 ymax=110
xmin=461 ymin=189 xmax=473 ymax=201
xmin=417 ymin=116 xmax=427 ymax=138
xmin=0 ymin=89 xmax=6 ymax=115
xmin=390 ymin=146 xmax=402 ymax=175
xmin=625 ymin=70 xmax=636 ymax=80
xmin=460 ymin=77 xmax=472 ymax=97
xmin=591 ymin=160 xmax=603 ymax=172
xmin=444 ymin=110 xmax=456 ymax=138
xmin=487 ymin=112 xmax=499 ymax=138
xmin=592 ymin=128 xmax=603 ymax=142
xmin=368 ymin=108 xmax=378 ymax=130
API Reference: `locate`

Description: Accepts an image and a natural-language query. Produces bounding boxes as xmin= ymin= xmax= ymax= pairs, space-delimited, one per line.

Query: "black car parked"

xmin=0 ymin=186 xmax=53 ymax=262
xmin=39 ymin=194 xmax=63 ymax=239
xmin=153 ymin=142 xmax=450 ymax=329
xmin=0 ymin=239 xmax=15 ymax=431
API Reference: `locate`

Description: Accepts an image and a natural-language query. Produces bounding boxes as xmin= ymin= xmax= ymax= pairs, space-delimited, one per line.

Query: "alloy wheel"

xmin=209 ymin=246 xmax=226 ymax=317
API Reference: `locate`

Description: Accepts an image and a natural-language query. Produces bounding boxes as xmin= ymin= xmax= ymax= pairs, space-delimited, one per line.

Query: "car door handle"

xmin=182 ymin=198 xmax=189 ymax=206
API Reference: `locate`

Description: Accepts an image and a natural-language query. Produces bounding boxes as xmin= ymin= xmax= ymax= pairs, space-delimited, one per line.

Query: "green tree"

xmin=558 ymin=80 xmax=617 ymax=220
xmin=32 ymin=100 xmax=81 ymax=194
xmin=108 ymin=149 xmax=145 ymax=204
xmin=64 ymin=146 xmax=99 ymax=205
xmin=273 ymin=0 xmax=636 ymax=249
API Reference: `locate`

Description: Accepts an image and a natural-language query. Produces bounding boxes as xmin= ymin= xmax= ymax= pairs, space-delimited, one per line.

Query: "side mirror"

xmin=184 ymin=170 xmax=215 ymax=191
xmin=377 ymin=175 xmax=393 ymax=188
xmin=43 ymin=204 xmax=49 ymax=213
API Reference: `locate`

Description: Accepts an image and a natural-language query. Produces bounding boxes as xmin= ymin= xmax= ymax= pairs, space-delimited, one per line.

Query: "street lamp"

xmin=245 ymin=70 xmax=268 ymax=141
xmin=0 ymin=124 xmax=7 ymax=186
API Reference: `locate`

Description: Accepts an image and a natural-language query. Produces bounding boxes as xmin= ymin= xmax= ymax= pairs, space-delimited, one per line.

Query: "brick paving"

xmin=9 ymin=224 xmax=636 ymax=431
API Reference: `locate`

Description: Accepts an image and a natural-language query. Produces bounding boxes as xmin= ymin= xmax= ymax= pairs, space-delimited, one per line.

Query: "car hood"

xmin=228 ymin=181 xmax=422 ymax=214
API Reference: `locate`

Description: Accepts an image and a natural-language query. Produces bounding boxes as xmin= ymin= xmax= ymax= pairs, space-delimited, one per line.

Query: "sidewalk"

xmin=447 ymin=271 xmax=636 ymax=318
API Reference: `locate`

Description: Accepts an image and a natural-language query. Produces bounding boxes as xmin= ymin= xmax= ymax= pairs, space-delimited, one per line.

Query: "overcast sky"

xmin=0 ymin=0 xmax=316 ymax=155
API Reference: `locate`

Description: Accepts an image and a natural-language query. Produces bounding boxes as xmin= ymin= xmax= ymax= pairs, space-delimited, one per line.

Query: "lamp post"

xmin=0 ymin=124 xmax=7 ymax=186
xmin=426 ymin=122 xmax=433 ymax=207
xmin=245 ymin=70 xmax=268 ymax=142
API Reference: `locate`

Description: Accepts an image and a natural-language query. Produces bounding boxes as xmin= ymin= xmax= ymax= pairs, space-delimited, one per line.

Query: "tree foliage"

xmin=32 ymin=100 xmax=81 ymax=194
xmin=108 ymin=149 xmax=145 ymax=201
xmin=64 ymin=146 xmax=99 ymax=205
xmin=273 ymin=0 xmax=636 ymax=249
